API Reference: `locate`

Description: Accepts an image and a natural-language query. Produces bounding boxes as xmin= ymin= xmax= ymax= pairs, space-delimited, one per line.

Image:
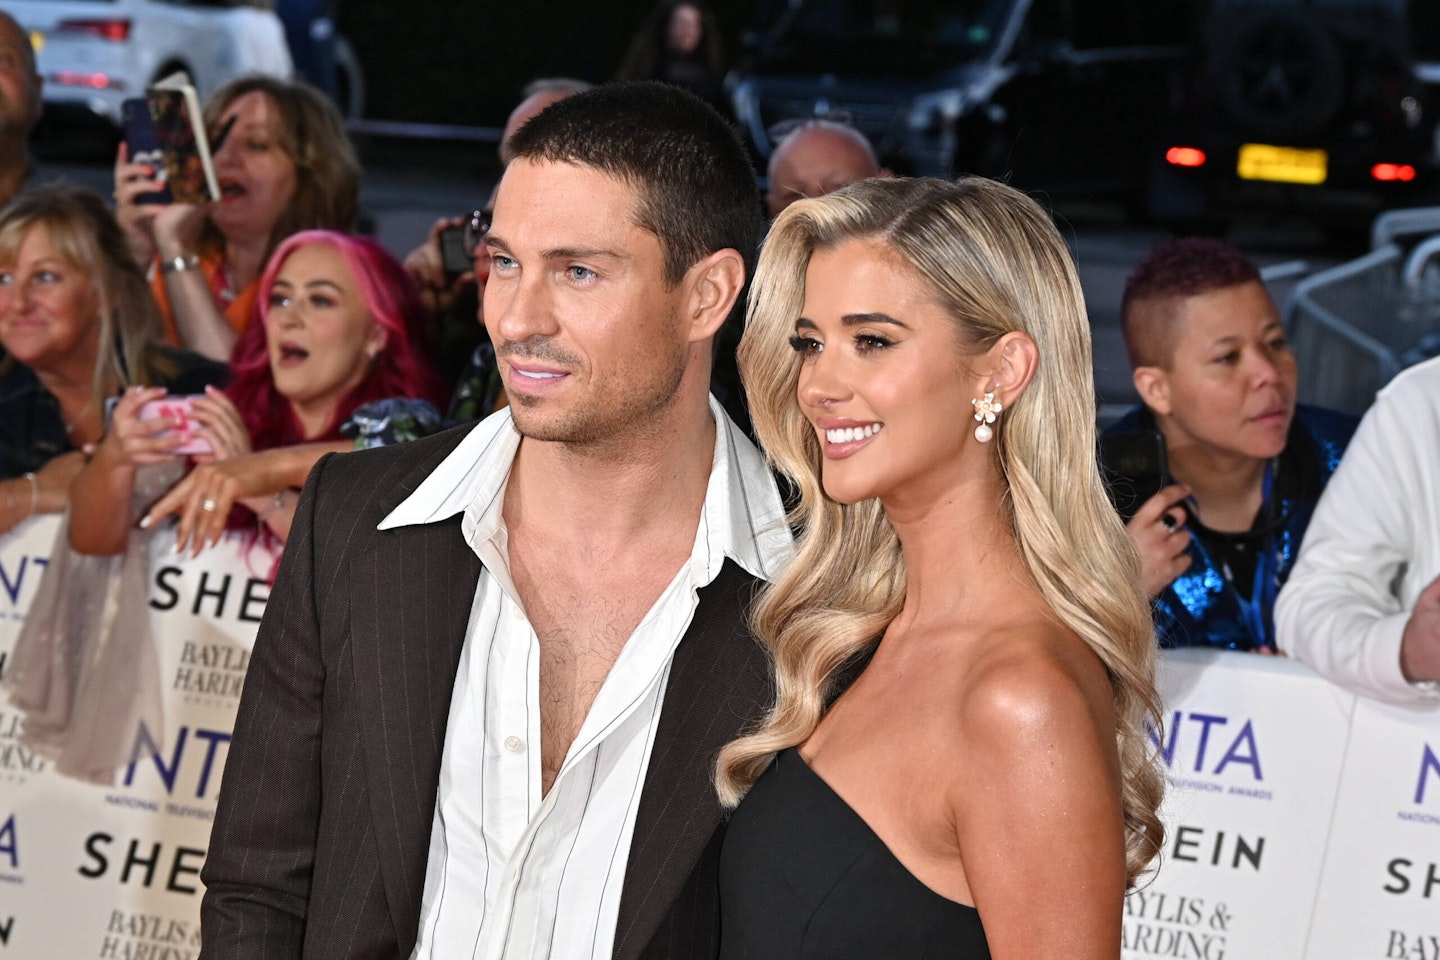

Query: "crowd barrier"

xmin=0 ymin=515 xmax=1435 ymax=959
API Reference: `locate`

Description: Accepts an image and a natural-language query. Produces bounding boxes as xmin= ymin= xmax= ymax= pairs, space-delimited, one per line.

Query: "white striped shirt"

xmin=380 ymin=397 xmax=791 ymax=960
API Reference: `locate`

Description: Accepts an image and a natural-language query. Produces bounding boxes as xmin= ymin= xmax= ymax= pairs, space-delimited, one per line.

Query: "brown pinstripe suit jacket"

xmin=198 ymin=423 xmax=773 ymax=960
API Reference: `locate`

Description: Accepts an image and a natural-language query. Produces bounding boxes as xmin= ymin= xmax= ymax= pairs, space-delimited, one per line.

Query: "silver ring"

xmin=200 ymin=498 xmax=218 ymax=513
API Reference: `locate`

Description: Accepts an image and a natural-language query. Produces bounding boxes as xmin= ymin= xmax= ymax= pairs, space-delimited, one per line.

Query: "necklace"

xmin=63 ymin=397 xmax=95 ymax=439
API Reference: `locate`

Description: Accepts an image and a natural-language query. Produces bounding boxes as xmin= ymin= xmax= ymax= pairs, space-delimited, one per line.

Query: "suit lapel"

xmin=346 ymin=431 xmax=485 ymax=948
xmin=612 ymin=560 xmax=771 ymax=960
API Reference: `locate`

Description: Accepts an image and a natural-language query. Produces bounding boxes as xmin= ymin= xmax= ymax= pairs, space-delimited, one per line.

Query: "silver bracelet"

xmin=258 ymin=489 xmax=288 ymax=522
xmin=22 ymin=471 xmax=37 ymax=517
xmin=161 ymin=253 xmax=201 ymax=275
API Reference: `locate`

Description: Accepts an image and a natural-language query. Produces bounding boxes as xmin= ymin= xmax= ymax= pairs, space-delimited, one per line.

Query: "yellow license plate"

xmin=1237 ymin=144 xmax=1328 ymax=185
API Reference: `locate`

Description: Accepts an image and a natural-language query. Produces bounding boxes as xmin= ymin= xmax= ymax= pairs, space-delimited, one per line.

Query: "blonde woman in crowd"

xmin=0 ymin=184 xmax=225 ymax=534
xmin=716 ymin=177 xmax=1164 ymax=958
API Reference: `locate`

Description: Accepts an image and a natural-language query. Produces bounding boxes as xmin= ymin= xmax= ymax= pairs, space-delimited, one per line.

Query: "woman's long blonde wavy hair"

xmin=715 ymin=176 xmax=1164 ymax=885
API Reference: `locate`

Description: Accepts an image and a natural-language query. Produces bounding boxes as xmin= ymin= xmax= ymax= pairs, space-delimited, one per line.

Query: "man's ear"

xmin=1132 ymin=365 xmax=1172 ymax=416
xmin=684 ymin=248 xmax=746 ymax=343
xmin=984 ymin=331 xmax=1039 ymax=404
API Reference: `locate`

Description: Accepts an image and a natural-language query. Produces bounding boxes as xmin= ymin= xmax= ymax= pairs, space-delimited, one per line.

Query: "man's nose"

xmin=489 ymin=273 xmax=558 ymax=342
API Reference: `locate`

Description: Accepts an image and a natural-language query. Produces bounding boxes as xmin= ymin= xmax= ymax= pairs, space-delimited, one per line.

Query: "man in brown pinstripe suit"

xmin=198 ymin=82 xmax=792 ymax=960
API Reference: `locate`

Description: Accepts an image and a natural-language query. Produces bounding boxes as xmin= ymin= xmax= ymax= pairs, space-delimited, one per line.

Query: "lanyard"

xmin=1194 ymin=461 xmax=1281 ymax=650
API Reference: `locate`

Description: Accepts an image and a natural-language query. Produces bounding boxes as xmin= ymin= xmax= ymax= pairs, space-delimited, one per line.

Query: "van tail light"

xmin=1371 ymin=163 xmax=1417 ymax=183
xmin=1165 ymin=146 xmax=1207 ymax=168
xmin=56 ymin=19 xmax=131 ymax=42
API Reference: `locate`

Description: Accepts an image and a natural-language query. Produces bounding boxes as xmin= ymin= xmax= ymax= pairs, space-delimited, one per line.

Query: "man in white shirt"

xmin=1276 ymin=355 xmax=1440 ymax=706
xmin=199 ymin=82 xmax=792 ymax=960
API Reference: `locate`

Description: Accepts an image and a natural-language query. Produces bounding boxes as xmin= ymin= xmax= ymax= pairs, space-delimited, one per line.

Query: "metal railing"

xmin=1283 ymin=206 xmax=1440 ymax=415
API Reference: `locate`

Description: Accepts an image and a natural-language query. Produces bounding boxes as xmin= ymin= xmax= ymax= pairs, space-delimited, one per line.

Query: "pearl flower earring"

xmin=971 ymin=391 xmax=1002 ymax=443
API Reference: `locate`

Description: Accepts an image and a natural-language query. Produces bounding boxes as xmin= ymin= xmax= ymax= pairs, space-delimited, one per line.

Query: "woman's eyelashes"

xmin=788 ymin=334 xmax=821 ymax=355
xmin=788 ymin=331 xmax=896 ymax=356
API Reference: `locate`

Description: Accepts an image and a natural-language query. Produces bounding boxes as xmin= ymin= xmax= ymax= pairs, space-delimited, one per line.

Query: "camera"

xmin=438 ymin=225 xmax=473 ymax=277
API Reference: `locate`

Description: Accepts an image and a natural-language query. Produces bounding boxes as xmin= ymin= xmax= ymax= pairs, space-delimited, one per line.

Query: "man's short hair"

xmin=1120 ymin=237 xmax=1263 ymax=369
xmin=506 ymin=80 xmax=763 ymax=291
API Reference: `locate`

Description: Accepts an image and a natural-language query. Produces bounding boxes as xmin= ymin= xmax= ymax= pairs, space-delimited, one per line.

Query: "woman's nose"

xmin=797 ymin=353 xmax=848 ymax=409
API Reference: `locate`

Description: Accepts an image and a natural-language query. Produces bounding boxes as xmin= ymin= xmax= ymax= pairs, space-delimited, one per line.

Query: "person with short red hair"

xmin=1100 ymin=237 xmax=1357 ymax=650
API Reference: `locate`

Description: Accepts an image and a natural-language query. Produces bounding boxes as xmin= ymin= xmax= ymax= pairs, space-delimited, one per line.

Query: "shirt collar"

xmin=377 ymin=396 xmax=792 ymax=586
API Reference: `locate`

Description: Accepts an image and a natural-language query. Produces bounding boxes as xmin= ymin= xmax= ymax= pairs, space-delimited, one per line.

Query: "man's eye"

xmin=567 ymin=265 xmax=596 ymax=282
xmin=489 ymin=254 xmax=517 ymax=271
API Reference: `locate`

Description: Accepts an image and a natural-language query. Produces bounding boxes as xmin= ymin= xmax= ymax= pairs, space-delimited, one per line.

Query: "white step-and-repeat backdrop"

xmin=1 ymin=514 xmax=271 ymax=959
xmin=0 ymin=515 xmax=1435 ymax=958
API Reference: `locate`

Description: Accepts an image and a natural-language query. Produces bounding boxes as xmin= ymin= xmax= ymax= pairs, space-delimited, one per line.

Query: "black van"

xmin=728 ymin=0 xmax=1202 ymax=204
xmin=1148 ymin=0 xmax=1440 ymax=231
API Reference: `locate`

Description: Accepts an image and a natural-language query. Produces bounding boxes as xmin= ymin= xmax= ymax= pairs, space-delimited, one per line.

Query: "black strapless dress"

xmin=718 ymin=747 xmax=991 ymax=958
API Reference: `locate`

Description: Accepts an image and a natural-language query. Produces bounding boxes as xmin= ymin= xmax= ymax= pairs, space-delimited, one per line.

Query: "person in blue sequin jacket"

xmin=1100 ymin=238 xmax=1357 ymax=650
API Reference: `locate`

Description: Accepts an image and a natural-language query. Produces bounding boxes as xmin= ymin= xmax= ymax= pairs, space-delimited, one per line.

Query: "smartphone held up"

xmin=137 ymin=395 xmax=213 ymax=456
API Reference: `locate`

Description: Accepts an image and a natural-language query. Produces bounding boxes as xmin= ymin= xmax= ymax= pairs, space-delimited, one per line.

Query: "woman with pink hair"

xmin=70 ymin=230 xmax=447 ymax=557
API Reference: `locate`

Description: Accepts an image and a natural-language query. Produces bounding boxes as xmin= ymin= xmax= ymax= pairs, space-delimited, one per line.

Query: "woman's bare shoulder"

xmin=948 ymin=618 xmax=1117 ymax=757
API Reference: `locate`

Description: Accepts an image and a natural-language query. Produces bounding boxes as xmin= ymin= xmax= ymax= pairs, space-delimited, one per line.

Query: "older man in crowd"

xmin=764 ymin=118 xmax=888 ymax=218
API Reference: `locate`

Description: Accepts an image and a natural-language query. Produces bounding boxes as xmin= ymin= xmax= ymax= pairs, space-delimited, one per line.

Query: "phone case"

xmin=137 ymin=396 xmax=213 ymax=455
xmin=122 ymin=98 xmax=173 ymax=205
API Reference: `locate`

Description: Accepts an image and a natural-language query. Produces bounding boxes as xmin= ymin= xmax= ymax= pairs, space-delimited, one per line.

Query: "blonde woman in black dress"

xmin=716 ymin=177 xmax=1164 ymax=958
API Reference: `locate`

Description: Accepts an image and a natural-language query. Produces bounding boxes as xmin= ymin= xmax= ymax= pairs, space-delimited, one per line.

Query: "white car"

xmin=8 ymin=0 xmax=292 ymax=126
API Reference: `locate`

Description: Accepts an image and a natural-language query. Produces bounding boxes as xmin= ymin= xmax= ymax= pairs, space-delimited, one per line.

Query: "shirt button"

xmin=511 ymin=606 xmax=525 ymax=621
xmin=504 ymin=736 xmax=525 ymax=753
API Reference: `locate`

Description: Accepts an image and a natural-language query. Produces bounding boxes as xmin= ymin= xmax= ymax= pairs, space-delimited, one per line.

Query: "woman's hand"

xmin=150 ymin=201 xmax=212 ymax=263
xmin=1124 ymin=484 xmax=1193 ymax=598
xmin=189 ymin=386 xmax=253 ymax=462
xmin=141 ymin=457 xmax=249 ymax=556
xmin=92 ymin=385 xmax=187 ymax=470
xmin=113 ymin=142 xmax=164 ymax=266
xmin=141 ymin=441 xmax=349 ymax=555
